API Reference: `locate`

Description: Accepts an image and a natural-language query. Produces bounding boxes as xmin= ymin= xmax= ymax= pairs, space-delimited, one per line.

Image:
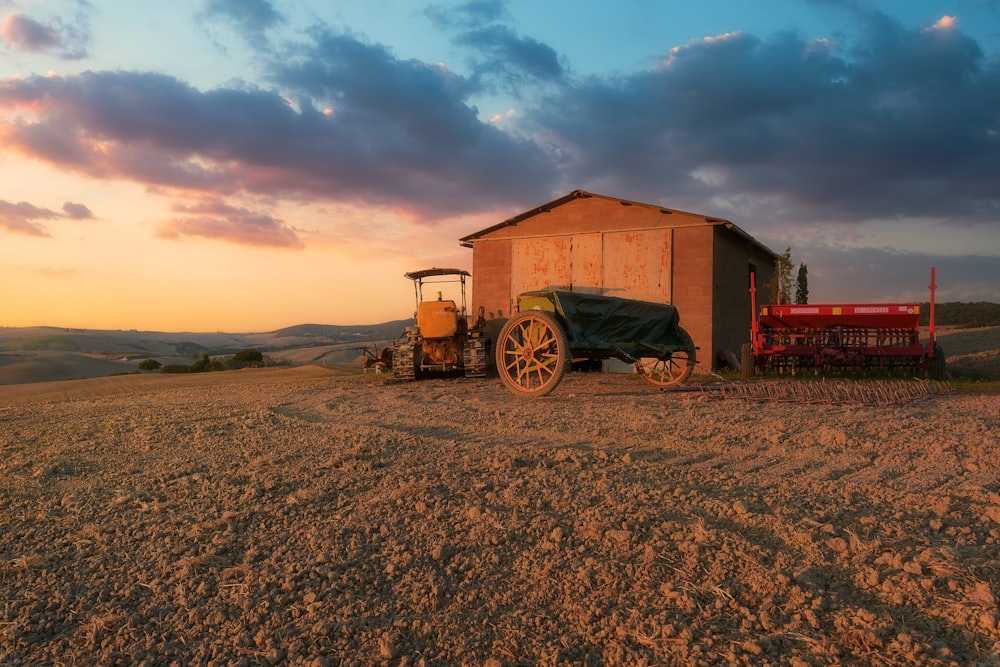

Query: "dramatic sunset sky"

xmin=2 ymin=0 xmax=998 ymax=331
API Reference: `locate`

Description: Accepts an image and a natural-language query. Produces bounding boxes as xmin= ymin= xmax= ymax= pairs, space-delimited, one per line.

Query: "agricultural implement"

xmin=393 ymin=268 xmax=489 ymax=380
xmin=495 ymin=290 xmax=697 ymax=397
xmin=741 ymin=269 xmax=945 ymax=379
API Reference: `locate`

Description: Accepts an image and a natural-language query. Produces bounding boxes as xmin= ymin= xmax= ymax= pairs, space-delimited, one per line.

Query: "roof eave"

xmin=459 ymin=190 xmax=590 ymax=245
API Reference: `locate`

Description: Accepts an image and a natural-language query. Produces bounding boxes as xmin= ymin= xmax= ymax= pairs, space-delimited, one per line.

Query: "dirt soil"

xmin=1 ymin=367 xmax=999 ymax=666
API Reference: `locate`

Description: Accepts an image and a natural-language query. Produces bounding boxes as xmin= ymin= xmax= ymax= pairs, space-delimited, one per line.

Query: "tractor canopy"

xmin=403 ymin=268 xmax=470 ymax=309
xmin=404 ymin=268 xmax=470 ymax=281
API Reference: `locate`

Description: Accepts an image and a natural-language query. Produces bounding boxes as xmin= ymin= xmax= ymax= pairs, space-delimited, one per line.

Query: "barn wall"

xmin=471 ymin=239 xmax=513 ymax=320
xmin=710 ymin=230 xmax=777 ymax=367
xmin=712 ymin=229 xmax=755 ymax=366
xmin=669 ymin=225 xmax=715 ymax=367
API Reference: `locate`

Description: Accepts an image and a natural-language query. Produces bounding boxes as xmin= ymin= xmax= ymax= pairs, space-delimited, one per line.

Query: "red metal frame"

xmin=748 ymin=269 xmax=938 ymax=374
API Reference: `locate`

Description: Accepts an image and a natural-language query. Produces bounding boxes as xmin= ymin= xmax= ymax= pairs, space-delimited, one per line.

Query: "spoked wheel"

xmin=496 ymin=311 xmax=570 ymax=397
xmin=634 ymin=329 xmax=696 ymax=387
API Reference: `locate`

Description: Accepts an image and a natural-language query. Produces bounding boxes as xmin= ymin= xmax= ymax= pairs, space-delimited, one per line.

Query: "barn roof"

xmin=459 ymin=189 xmax=778 ymax=259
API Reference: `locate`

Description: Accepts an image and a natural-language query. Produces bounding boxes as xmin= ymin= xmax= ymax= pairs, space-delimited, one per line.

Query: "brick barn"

xmin=459 ymin=190 xmax=778 ymax=370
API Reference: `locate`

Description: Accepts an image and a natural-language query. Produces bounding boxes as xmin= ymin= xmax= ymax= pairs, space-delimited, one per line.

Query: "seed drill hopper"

xmin=742 ymin=268 xmax=945 ymax=379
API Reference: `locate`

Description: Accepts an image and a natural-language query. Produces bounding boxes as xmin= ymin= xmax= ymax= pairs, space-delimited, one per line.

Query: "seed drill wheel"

xmin=496 ymin=310 xmax=570 ymax=397
xmin=928 ymin=344 xmax=947 ymax=380
xmin=635 ymin=329 xmax=696 ymax=387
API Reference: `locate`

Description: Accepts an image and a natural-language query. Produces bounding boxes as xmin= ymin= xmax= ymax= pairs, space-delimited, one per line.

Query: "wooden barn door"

xmin=602 ymin=229 xmax=672 ymax=303
xmin=510 ymin=237 xmax=571 ymax=298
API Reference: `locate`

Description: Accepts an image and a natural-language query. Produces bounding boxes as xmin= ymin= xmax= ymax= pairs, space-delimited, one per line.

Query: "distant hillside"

xmin=0 ymin=334 xmax=81 ymax=352
xmin=0 ymin=329 xmax=222 ymax=356
xmin=0 ymin=351 xmax=135 ymax=385
xmin=0 ymin=320 xmax=412 ymax=356
xmin=271 ymin=320 xmax=410 ymax=343
xmin=919 ymin=302 xmax=1000 ymax=328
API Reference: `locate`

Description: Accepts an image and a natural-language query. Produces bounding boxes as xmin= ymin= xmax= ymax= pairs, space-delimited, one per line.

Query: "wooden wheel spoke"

xmin=533 ymin=330 xmax=555 ymax=348
xmin=502 ymin=356 xmax=522 ymax=374
xmin=536 ymin=352 xmax=559 ymax=366
xmin=529 ymin=357 xmax=556 ymax=375
xmin=519 ymin=358 xmax=538 ymax=383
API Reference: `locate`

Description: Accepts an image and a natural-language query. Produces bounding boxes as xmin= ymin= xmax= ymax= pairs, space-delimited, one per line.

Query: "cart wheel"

xmin=496 ymin=310 xmax=570 ymax=397
xmin=635 ymin=330 xmax=696 ymax=387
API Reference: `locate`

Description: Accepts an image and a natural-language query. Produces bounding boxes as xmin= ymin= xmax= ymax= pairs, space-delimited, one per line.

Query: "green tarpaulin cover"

xmin=518 ymin=290 xmax=692 ymax=360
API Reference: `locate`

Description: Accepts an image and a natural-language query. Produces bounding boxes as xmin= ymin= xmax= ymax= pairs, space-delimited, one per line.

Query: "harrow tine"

xmin=699 ymin=378 xmax=953 ymax=406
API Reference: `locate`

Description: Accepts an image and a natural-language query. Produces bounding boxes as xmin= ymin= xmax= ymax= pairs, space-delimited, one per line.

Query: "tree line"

xmin=138 ymin=349 xmax=266 ymax=373
xmin=919 ymin=302 xmax=1000 ymax=328
xmin=765 ymin=247 xmax=808 ymax=305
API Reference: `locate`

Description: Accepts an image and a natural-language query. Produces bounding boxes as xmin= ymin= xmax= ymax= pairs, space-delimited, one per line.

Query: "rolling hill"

xmin=0 ymin=320 xmax=411 ymax=385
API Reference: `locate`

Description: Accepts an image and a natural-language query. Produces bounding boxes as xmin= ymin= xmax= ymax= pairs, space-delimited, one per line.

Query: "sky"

xmin=1 ymin=0 xmax=998 ymax=332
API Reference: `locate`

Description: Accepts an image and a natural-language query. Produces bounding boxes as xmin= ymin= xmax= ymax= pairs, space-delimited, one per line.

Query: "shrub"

xmin=160 ymin=364 xmax=192 ymax=373
xmin=232 ymin=349 xmax=263 ymax=364
xmin=138 ymin=359 xmax=162 ymax=371
xmin=190 ymin=353 xmax=211 ymax=372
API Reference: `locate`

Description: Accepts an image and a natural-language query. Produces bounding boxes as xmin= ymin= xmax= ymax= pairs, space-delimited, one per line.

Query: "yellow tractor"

xmin=392 ymin=268 xmax=488 ymax=380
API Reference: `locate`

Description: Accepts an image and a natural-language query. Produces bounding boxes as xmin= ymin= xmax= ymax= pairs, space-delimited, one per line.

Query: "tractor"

xmin=392 ymin=268 xmax=489 ymax=380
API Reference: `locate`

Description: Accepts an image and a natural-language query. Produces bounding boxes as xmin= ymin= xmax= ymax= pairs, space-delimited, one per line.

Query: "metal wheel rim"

xmin=499 ymin=314 xmax=565 ymax=394
xmin=636 ymin=351 xmax=694 ymax=386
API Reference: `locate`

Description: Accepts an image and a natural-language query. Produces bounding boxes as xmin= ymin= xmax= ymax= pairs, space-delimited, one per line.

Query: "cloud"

xmin=524 ymin=11 xmax=1000 ymax=232
xmin=428 ymin=2 xmax=565 ymax=92
xmin=2 ymin=13 xmax=61 ymax=51
xmin=0 ymin=34 xmax=560 ymax=224
xmin=456 ymin=25 xmax=566 ymax=87
xmin=929 ymin=16 xmax=958 ymax=32
xmin=201 ymin=0 xmax=284 ymax=32
xmin=1 ymin=8 xmax=90 ymax=59
xmin=0 ymin=198 xmax=96 ymax=235
xmin=155 ymin=199 xmax=304 ymax=249
xmin=425 ymin=0 xmax=510 ymax=30
xmin=0 ymin=200 xmax=57 ymax=236
xmin=198 ymin=0 xmax=285 ymax=49
xmin=62 ymin=202 xmax=93 ymax=219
